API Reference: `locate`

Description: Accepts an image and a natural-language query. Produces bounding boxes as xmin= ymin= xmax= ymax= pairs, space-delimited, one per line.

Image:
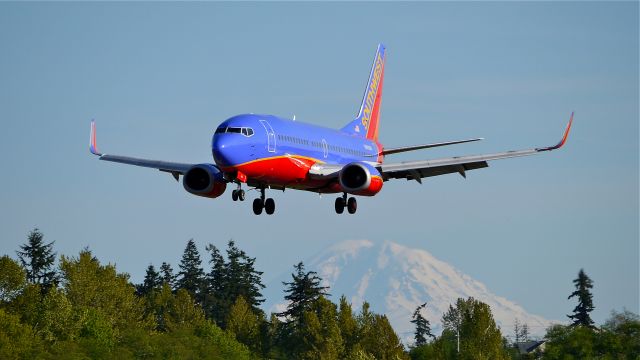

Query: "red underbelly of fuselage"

xmin=222 ymin=156 xmax=336 ymax=192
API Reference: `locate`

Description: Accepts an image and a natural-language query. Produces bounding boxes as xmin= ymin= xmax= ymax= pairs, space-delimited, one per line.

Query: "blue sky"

xmin=0 ymin=2 xmax=637 ymax=325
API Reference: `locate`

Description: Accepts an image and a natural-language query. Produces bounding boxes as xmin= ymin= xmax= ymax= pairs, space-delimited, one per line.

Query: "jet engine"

xmin=338 ymin=162 xmax=383 ymax=196
xmin=183 ymin=164 xmax=227 ymax=198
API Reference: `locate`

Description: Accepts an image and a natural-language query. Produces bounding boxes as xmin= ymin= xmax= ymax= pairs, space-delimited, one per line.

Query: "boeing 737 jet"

xmin=90 ymin=44 xmax=573 ymax=215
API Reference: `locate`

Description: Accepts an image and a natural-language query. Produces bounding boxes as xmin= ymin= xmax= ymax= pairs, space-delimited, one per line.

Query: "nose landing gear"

xmin=252 ymin=187 xmax=275 ymax=215
xmin=335 ymin=193 xmax=357 ymax=214
xmin=231 ymin=184 xmax=245 ymax=202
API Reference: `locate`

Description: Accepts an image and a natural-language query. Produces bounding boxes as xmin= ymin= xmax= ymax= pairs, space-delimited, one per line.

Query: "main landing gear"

xmin=253 ymin=188 xmax=275 ymax=215
xmin=335 ymin=193 xmax=357 ymax=214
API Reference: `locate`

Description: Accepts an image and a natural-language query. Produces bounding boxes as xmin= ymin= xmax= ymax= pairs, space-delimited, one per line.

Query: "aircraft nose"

xmin=212 ymin=135 xmax=236 ymax=166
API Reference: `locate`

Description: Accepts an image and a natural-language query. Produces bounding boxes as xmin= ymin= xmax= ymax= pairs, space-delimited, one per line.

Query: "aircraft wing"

xmin=378 ymin=113 xmax=573 ymax=183
xmin=89 ymin=121 xmax=194 ymax=179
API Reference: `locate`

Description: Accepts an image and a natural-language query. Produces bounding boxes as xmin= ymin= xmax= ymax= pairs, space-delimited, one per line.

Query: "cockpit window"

xmin=215 ymin=126 xmax=254 ymax=137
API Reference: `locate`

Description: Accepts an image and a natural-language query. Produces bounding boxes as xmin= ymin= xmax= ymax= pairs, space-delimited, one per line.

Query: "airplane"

xmin=89 ymin=43 xmax=573 ymax=215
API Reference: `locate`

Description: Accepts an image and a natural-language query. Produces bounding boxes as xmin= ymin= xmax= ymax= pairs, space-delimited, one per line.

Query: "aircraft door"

xmin=322 ymin=139 xmax=328 ymax=159
xmin=259 ymin=120 xmax=276 ymax=153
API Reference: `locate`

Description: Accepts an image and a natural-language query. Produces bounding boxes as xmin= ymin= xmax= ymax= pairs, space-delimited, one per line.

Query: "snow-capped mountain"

xmin=264 ymin=240 xmax=558 ymax=344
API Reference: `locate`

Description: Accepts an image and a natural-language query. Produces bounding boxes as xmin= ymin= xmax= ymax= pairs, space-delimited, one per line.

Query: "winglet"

xmin=89 ymin=120 xmax=102 ymax=156
xmin=537 ymin=112 xmax=573 ymax=152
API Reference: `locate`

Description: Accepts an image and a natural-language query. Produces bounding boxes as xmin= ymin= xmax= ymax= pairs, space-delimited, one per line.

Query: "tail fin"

xmin=341 ymin=43 xmax=386 ymax=141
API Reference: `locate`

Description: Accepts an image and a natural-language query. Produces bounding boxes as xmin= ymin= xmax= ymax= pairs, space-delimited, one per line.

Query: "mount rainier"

xmin=264 ymin=240 xmax=557 ymax=344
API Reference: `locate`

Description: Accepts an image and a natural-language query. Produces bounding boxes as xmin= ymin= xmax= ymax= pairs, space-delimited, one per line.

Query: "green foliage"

xmin=544 ymin=309 xmax=640 ymax=359
xmin=223 ymin=240 xmax=265 ymax=312
xmin=145 ymin=283 xmax=206 ymax=332
xmin=159 ymin=262 xmax=176 ymax=289
xmin=440 ymin=297 xmax=509 ymax=360
xmin=0 ymin=308 xmax=44 ymax=359
xmin=602 ymin=309 xmax=640 ymax=356
xmin=356 ymin=303 xmax=407 ymax=360
xmin=226 ymin=295 xmax=262 ymax=353
xmin=543 ymin=324 xmax=598 ymax=359
xmin=338 ymin=295 xmax=358 ymax=356
xmin=297 ymin=296 xmax=344 ymax=360
xmin=16 ymin=228 xmax=57 ymax=291
xmin=278 ymin=261 xmax=328 ymax=322
xmin=38 ymin=286 xmax=78 ymax=342
xmin=0 ymin=255 xmax=26 ymax=303
xmin=60 ymin=249 xmax=153 ymax=338
xmin=203 ymin=241 xmax=265 ymax=327
xmin=136 ymin=264 xmax=162 ymax=296
xmin=411 ymin=302 xmax=434 ymax=347
xmin=567 ymin=268 xmax=595 ymax=328
xmin=176 ymin=239 xmax=205 ymax=301
xmin=0 ymin=244 xmax=252 ymax=360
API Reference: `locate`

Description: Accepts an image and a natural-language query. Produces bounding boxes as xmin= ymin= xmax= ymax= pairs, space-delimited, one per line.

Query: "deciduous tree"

xmin=0 ymin=255 xmax=26 ymax=303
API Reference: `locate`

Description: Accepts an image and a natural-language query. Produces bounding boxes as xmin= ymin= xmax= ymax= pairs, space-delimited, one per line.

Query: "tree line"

xmin=1 ymin=228 xmax=638 ymax=359
xmin=0 ymin=229 xmax=407 ymax=359
xmin=408 ymin=269 xmax=640 ymax=359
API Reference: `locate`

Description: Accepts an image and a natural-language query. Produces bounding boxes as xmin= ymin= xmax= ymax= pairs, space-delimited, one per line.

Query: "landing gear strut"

xmin=335 ymin=193 xmax=357 ymax=214
xmin=253 ymin=188 xmax=275 ymax=215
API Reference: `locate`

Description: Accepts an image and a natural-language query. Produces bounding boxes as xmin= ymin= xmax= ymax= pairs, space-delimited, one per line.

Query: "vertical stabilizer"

xmin=341 ymin=44 xmax=386 ymax=141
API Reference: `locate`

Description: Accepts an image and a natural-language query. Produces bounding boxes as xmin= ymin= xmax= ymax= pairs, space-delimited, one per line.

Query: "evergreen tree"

xmin=224 ymin=240 xmax=265 ymax=312
xmin=203 ymin=241 xmax=265 ymax=327
xmin=277 ymin=261 xmax=328 ymax=323
xmin=159 ymin=262 xmax=176 ymax=289
xmin=567 ymin=268 xmax=595 ymax=328
xmin=137 ymin=264 xmax=162 ymax=296
xmin=520 ymin=323 xmax=529 ymax=342
xmin=203 ymin=244 xmax=227 ymax=324
xmin=16 ymin=228 xmax=57 ymax=291
xmin=176 ymin=239 xmax=205 ymax=302
xmin=411 ymin=302 xmax=434 ymax=347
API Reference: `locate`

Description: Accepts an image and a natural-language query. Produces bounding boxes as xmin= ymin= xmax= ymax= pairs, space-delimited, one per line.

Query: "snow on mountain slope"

xmin=265 ymin=240 xmax=558 ymax=344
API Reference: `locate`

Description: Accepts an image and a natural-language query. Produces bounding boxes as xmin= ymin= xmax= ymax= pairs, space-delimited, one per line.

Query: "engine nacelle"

xmin=338 ymin=162 xmax=384 ymax=196
xmin=183 ymin=164 xmax=227 ymax=198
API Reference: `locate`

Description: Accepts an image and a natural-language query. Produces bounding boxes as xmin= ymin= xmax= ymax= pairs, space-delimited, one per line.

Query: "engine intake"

xmin=338 ymin=162 xmax=383 ymax=196
xmin=183 ymin=164 xmax=227 ymax=198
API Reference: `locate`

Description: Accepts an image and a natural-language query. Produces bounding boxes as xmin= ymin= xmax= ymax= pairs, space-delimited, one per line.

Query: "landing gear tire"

xmin=347 ymin=197 xmax=357 ymax=214
xmin=335 ymin=197 xmax=345 ymax=214
xmin=252 ymin=198 xmax=264 ymax=215
xmin=264 ymin=198 xmax=275 ymax=215
xmin=232 ymin=190 xmax=239 ymax=201
xmin=237 ymin=189 xmax=245 ymax=201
